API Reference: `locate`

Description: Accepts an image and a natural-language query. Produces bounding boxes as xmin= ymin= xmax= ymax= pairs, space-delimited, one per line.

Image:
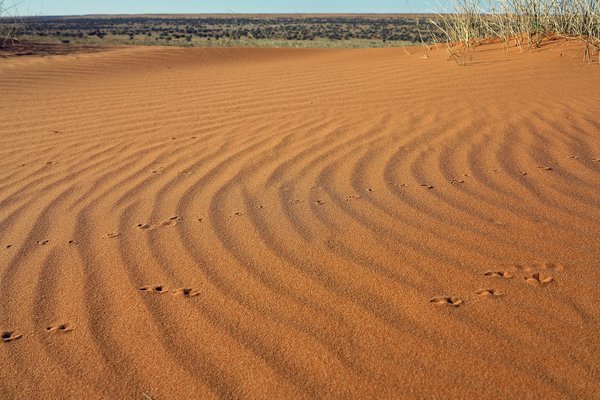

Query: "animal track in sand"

xmin=173 ymin=288 xmax=200 ymax=298
xmin=525 ymin=272 xmax=554 ymax=287
xmin=484 ymin=271 xmax=513 ymax=279
xmin=290 ymin=199 xmax=303 ymax=204
xmin=536 ymin=262 xmax=565 ymax=272
xmin=46 ymin=323 xmax=73 ymax=333
xmin=430 ymin=296 xmax=463 ymax=307
xmin=160 ymin=216 xmax=182 ymax=226
xmin=476 ymin=288 xmax=504 ymax=297
xmin=137 ymin=216 xmax=183 ymax=230
xmin=139 ymin=286 xmax=199 ymax=298
xmin=139 ymin=285 xmax=167 ymax=294
xmin=510 ymin=262 xmax=565 ymax=273
xmin=518 ymin=171 xmax=528 ymax=176
xmin=1 ymin=331 xmax=22 ymax=343
xmin=449 ymin=179 xmax=465 ymax=184
xmin=345 ymin=194 xmax=361 ymax=201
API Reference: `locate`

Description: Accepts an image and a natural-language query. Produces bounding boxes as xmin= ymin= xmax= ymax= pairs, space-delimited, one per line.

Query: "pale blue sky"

xmin=18 ymin=1 xmax=443 ymax=16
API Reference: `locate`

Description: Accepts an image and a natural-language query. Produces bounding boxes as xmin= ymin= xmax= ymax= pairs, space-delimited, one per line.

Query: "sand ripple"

xmin=1 ymin=44 xmax=599 ymax=398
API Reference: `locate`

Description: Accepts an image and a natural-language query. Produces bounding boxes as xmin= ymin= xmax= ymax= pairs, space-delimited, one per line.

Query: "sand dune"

xmin=1 ymin=42 xmax=599 ymax=399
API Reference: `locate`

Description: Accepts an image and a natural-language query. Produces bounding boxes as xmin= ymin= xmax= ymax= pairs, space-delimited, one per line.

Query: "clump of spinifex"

xmin=0 ymin=0 xmax=24 ymax=48
xmin=428 ymin=0 xmax=600 ymax=64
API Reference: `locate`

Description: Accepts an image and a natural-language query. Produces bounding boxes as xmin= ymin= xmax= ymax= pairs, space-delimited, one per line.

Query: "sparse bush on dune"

xmin=428 ymin=0 xmax=600 ymax=64
xmin=0 ymin=0 xmax=22 ymax=48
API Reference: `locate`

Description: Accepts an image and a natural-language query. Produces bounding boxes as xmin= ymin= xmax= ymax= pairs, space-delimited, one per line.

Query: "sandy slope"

xmin=0 ymin=42 xmax=599 ymax=399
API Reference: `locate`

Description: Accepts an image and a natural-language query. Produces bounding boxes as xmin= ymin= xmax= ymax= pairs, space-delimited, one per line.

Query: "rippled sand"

xmin=1 ymin=43 xmax=599 ymax=399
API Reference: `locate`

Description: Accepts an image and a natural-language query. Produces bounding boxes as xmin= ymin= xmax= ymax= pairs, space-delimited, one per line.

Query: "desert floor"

xmin=0 ymin=42 xmax=599 ymax=399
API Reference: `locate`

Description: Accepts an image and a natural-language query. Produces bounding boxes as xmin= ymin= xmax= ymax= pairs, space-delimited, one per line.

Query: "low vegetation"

xmin=0 ymin=0 xmax=22 ymax=48
xmin=15 ymin=15 xmax=434 ymax=48
xmin=3 ymin=5 xmax=598 ymax=61
xmin=428 ymin=0 xmax=600 ymax=64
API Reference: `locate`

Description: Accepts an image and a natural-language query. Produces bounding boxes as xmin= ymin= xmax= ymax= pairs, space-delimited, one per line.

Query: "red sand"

xmin=0 ymin=41 xmax=599 ymax=398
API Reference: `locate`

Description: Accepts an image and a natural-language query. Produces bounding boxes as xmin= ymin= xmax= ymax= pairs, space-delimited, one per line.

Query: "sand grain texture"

xmin=1 ymin=43 xmax=599 ymax=399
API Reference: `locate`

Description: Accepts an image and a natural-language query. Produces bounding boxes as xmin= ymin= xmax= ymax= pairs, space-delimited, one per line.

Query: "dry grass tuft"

xmin=428 ymin=0 xmax=600 ymax=64
xmin=0 ymin=0 xmax=23 ymax=48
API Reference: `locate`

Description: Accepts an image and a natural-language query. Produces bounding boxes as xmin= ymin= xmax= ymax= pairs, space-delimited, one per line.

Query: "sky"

xmin=15 ymin=1 xmax=443 ymax=16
